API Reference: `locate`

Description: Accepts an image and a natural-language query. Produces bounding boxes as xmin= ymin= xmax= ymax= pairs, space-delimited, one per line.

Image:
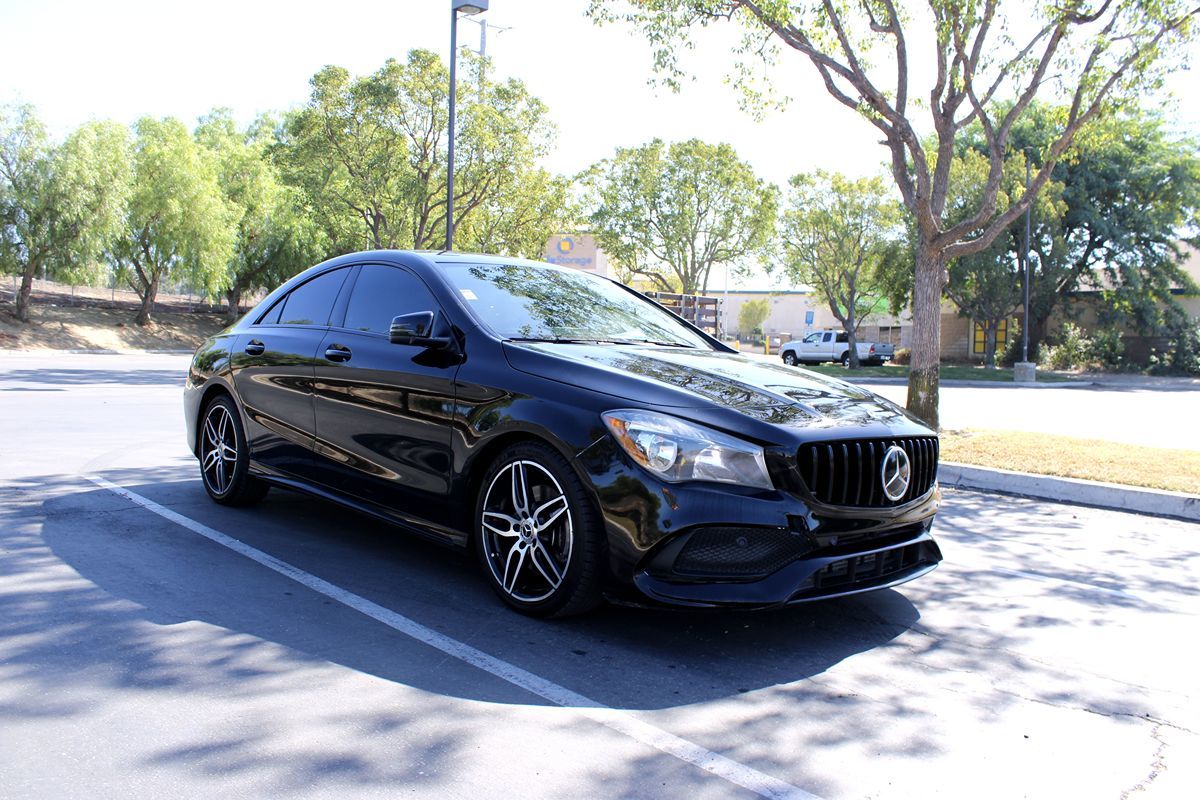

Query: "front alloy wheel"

xmin=476 ymin=442 xmax=601 ymax=617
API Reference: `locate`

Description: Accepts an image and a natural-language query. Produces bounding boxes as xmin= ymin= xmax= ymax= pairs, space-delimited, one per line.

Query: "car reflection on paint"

xmin=184 ymin=251 xmax=942 ymax=617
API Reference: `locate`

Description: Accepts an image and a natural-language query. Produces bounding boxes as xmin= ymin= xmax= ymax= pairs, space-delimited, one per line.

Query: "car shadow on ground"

xmin=5 ymin=467 xmax=922 ymax=716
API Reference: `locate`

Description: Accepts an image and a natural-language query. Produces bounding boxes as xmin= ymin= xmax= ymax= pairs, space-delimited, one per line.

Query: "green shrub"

xmin=1040 ymin=323 xmax=1092 ymax=371
xmin=1150 ymin=318 xmax=1200 ymax=376
xmin=1088 ymin=328 xmax=1127 ymax=371
xmin=998 ymin=326 xmax=1038 ymax=367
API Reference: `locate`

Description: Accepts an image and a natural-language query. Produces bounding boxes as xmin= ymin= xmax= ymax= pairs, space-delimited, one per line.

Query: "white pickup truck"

xmin=780 ymin=330 xmax=895 ymax=367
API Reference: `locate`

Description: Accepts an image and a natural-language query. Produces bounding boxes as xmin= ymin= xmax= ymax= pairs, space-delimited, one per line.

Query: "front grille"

xmin=797 ymin=437 xmax=938 ymax=507
xmin=810 ymin=542 xmax=928 ymax=592
xmin=673 ymin=527 xmax=808 ymax=578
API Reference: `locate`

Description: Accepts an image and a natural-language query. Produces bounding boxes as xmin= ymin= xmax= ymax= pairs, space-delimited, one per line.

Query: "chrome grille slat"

xmin=797 ymin=436 xmax=939 ymax=508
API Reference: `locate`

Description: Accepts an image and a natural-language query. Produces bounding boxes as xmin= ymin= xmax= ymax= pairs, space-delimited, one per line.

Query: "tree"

xmin=197 ymin=111 xmax=327 ymax=321
xmin=108 ymin=117 xmax=235 ymax=326
xmin=780 ymin=171 xmax=904 ymax=368
xmin=453 ymin=166 xmax=574 ymax=258
xmin=1 ymin=106 xmax=130 ymax=322
xmin=738 ymin=297 xmax=770 ymax=338
xmin=982 ymin=105 xmax=1200 ymax=350
xmin=584 ymin=138 xmax=777 ymax=294
xmin=592 ymin=0 xmax=1200 ymax=427
xmin=278 ymin=50 xmax=558 ymax=253
xmin=941 ymin=143 xmax=1067 ymax=367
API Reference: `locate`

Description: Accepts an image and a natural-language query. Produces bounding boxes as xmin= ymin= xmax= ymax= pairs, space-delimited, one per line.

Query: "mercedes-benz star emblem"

xmin=881 ymin=445 xmax=911 ymax=502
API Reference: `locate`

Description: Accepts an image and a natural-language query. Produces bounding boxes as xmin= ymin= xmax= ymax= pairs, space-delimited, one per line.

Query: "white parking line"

xmin=87 ymin=474 xmax=820 ymax=800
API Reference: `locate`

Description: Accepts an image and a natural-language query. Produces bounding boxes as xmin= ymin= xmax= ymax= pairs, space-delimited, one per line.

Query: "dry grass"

xmin=1 ymin=303 xmax=227 ymax=352
xmin=941 ymin=429 xmax=1200 ymax=495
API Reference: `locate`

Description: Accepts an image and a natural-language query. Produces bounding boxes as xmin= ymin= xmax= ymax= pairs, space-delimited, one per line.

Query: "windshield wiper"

xmin=508 ymin=337 xmax=615 ymax=344
xmin=608 ymin=338 xmax=698 ymax=348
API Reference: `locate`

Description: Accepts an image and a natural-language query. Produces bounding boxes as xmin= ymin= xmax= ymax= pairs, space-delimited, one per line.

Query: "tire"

xmin=782 ymin=351 xmax=798 ymax=366
xmin=474 ymin=441 xmax=603 ymax=618
xmin=840 ymin=351 xmax=851 ymax=367
xmin=198 ymin=394 xmax=269 ymax=506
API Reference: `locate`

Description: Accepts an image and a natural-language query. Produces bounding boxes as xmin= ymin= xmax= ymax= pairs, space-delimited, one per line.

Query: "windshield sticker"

xmin=460 ymin=288 xmax=478 ymax=301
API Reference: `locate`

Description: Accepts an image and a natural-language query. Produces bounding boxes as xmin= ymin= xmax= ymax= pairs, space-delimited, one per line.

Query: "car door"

xmin=230 ymin=266 xmax=351 ymax=481
xmin=798 ymin=332 xmax=823 ymax=361
xmin=310 ymin=264 xmax=461 ymax=534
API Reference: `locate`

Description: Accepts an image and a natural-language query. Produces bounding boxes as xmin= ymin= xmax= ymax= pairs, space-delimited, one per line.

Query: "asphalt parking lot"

xmin=2 ymin=352 xmax=1198 ymax=799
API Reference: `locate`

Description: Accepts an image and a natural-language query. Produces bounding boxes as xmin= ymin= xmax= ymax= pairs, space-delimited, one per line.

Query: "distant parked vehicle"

xmin=781 ymin=330 xmax=894 ymax=367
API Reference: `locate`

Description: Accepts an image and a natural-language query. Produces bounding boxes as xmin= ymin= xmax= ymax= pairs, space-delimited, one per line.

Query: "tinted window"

xmin=258 ymin=298 xmax=283 ymax=325
xmin=836 ymin=332 xmax=848 ymax=343
xmin=278 ymin=269 xmax=349 ymax=326
xmin=441 ymin=263 xmax=710 ymax=349
xmin=343 ymin=265 xmax=439 ymax=334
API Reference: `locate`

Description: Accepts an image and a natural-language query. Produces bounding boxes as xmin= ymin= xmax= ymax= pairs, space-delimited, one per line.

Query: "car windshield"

xmin=441 ymin=262 xmax=711 ymax=349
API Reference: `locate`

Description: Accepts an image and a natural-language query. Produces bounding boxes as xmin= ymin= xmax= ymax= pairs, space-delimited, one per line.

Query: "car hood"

xmin=503 ymin=341 xmax=926 ymax=434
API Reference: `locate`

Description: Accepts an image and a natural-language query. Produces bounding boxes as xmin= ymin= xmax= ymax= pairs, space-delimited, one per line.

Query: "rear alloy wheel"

xmin=840 ymin=351 xmax=851 ymax=367
xmin=199 ymin=395 xmax=269 ymax=506
xmin=475 ymin=442 xmax=602 ymax=617
xmin=782 ymin=351 xmax=798 ymax=366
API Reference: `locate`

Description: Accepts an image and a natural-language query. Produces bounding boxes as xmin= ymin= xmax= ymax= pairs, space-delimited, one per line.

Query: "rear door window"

xmin=276 ymin=269 xmax=350 ymax=327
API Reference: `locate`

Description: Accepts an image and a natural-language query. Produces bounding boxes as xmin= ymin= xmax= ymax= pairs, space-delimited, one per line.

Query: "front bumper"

xmin=632 ymin=522 xmax=940 ymax=608
xmin=578 ymin=435 xmax=942 ymax=608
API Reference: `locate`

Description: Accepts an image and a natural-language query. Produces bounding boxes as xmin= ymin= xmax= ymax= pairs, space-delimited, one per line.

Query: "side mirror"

xmin=390 ymin=311 xmax=451 ymax=349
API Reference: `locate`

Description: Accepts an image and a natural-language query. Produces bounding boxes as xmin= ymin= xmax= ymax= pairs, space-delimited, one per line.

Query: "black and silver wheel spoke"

xmin=482 ymin=459 xmax=572 ymax=603
xmin=201 ymin=404 xmax=239 ymax=495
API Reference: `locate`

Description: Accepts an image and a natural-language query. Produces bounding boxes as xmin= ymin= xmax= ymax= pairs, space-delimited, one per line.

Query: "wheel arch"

xmin=192 ymin=379 xmax=237 ymax=456
xmin=457 ymin=428 xmax=603 ymax=552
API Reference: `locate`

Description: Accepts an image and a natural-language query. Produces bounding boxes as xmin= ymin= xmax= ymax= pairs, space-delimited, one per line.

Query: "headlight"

xmin=601 ymin=409 xmax=773 ymax=489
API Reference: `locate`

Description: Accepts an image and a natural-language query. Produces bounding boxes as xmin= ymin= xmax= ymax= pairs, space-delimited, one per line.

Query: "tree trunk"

xmin=226 ymin=287 xmax=243 ymax=324
xmin=906 ymin=243 xmax=945 ymax=428
xmin=845 ymin=310 xmax=861 ymax=369
xmin=14 ymin=261 xmax=36 ymax=323
xmin=135 ymin=270 xmax=160 ymax=327
xmin=984 ymin=323 xmax=998 ymax=369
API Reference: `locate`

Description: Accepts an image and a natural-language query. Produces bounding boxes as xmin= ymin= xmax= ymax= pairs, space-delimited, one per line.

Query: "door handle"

xmin=244 ymin=340 xmax=265 ymax=356
xmin=324 ymin=345 xmax=352 ymax=363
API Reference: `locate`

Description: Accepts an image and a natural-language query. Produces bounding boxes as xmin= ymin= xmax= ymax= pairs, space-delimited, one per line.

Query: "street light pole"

xmin=1022 ymin=154 xmax=1031 ymax=363
xmin=446 ymin=0 xmax=488 ymax=252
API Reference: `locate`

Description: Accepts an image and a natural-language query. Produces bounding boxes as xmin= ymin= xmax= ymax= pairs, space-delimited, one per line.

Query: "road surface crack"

xmin=1120 ymin=723 xmax=1168 ymax=798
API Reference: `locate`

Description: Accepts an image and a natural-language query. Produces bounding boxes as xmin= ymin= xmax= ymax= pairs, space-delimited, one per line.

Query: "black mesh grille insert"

xmin=810 ymin=542 xmax=927 ymax=591
xmin=797 ymin=437 xmax=939 ymax=507
xmin=673 ymin=527 xmax=808 ymax=578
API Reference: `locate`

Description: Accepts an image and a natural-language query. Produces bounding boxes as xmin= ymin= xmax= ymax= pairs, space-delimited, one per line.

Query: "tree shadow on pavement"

xmin=8 ymin=472 xmax=1190 ymax=795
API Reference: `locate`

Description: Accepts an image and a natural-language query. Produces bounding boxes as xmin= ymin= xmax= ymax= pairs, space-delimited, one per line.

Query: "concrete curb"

xmin=846 ymin=376 xmax=1094 ymax=389
xmin=939 ymin=461 xmax=1200 ymax=523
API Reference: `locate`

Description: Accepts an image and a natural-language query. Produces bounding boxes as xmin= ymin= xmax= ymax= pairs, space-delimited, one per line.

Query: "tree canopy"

xmin=584 ymin=138 xmax=777 ymax=294
xmin=1 ymin=105 xmax=131 ymax=321
xmin=108 ymin=117 xmax=235 ymax=326
xmin=278 ymin=50 xmax=564 ymax=255
xmin=197 ymin=110 xmax=327 ymax=320
xmin=780 ymin=171 xmax=906 ymax=368
xmin=592 ymin=0 xmax=1200 ymax=425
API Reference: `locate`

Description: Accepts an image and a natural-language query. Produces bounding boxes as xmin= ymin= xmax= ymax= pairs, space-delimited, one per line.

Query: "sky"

xmin=3 ymin=0 xmax=1199 ymax=288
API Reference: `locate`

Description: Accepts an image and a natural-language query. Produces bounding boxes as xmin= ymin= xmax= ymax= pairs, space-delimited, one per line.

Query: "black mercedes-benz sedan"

xmin=184 ymin=250 xmax=942 ymax=617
